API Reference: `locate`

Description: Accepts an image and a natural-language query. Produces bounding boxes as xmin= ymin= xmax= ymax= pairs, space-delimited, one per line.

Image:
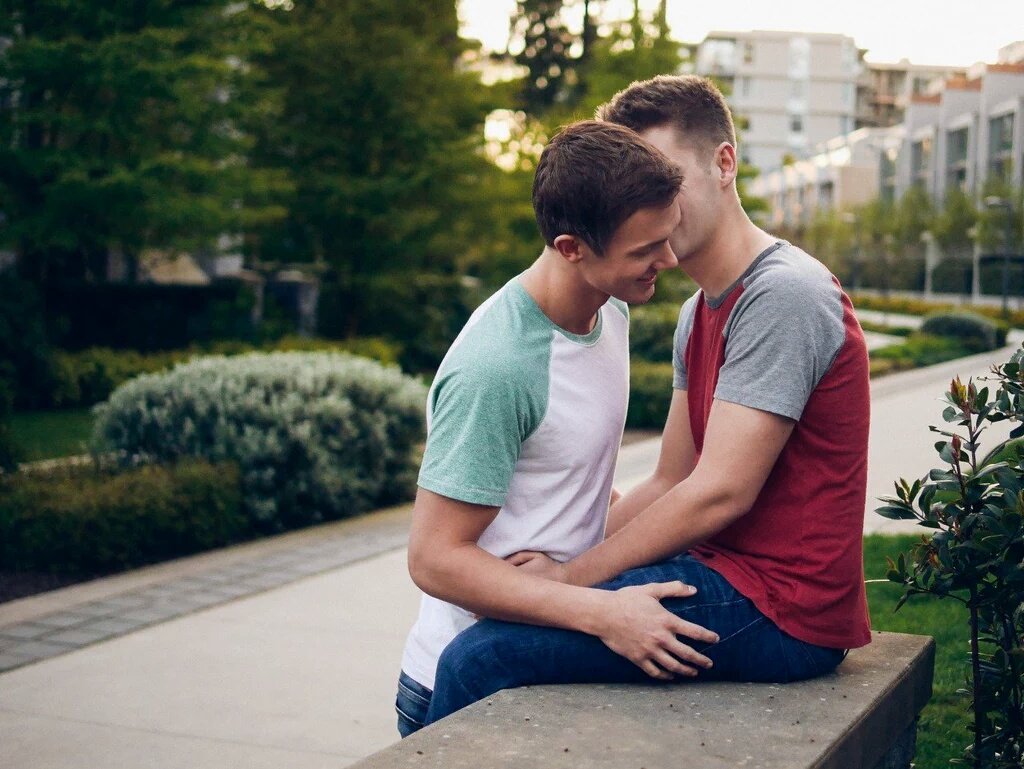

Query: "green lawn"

xmin=864 ymin=533 xmax=971 ymax=768
xmin=9 ymin=409 xmax=95 ymax=461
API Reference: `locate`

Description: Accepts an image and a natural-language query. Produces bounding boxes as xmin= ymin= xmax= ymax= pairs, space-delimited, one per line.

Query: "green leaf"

xmin=876 ymin=504 xmax=917 ymax=520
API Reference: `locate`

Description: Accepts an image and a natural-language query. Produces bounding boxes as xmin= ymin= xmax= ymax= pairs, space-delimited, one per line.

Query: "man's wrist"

xmin=571 ymin=587 xmax=613 ymax=637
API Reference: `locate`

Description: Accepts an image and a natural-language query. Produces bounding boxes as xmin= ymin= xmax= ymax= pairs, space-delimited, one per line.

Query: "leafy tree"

xmin=0 ymin=0 xmax=286 ymax=290
xmin=511 ymin=0 xmax=580 ymax=112
xmin=248 ymin=0 xmax=511 ymax=366
xmin=934 ymin=187 xmax=979 ymax=256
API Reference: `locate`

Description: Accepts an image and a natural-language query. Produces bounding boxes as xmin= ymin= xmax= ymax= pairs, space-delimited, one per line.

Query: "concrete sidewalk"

xmin=1 ymin=344 xmax=1020 ymax=768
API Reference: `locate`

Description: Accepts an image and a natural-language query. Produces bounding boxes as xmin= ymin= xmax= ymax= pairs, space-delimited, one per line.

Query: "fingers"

xmin=505 ymin=551 xmax=540 ymax=566
xmin=639 ymin=659 xmax=674 ymax=680
xmin=652 ymin=649 xmax=700 ymax=677
xmin=645 ymin=580 xmax=697 ymax=600
xmin=671 ymin=615 xmax=720 ymax=645
xmin=663 ymin=636 xmax=714 ymax=670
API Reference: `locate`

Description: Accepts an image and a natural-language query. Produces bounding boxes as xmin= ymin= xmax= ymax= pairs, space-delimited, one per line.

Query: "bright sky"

xmin=459 ymin=0 xmax=1024 ymax=67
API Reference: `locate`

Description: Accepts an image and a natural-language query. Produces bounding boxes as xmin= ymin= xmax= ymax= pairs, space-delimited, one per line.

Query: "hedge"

xmin=92 ymin=351 xmax=427 ymax=531
xmin=919 ymin=312 xmax=1007 ymax=351
xmin=0 ymin=460 xmax=245 ymax=574
xmin=48 ymin=336 xmax=401 ymax=409
xmin=851 ymin=293 xmax=1024 ymax=329
xmin=627 ymin=360 xmax=674 ymax=429
xmin=629 ymin=303 xmax=680 ymax=364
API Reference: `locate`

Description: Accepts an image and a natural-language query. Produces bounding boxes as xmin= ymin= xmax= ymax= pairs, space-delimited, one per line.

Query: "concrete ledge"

xmin=353 ymin=630 xmax=934 ymax=769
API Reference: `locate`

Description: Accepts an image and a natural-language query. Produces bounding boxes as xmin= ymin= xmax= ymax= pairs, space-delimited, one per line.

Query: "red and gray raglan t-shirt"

xmin=674 ymin=241 xmax=872 ymax=650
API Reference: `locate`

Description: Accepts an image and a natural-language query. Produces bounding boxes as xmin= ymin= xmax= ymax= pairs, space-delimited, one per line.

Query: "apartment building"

xmin=856 ymin=60 xmax=965 ymax=129
xmin=750 ymin=41 xmax=1024 ymax=228
xmin=749 ymin=127 xmax=903 ymax=229
xmin=694 ymin=30 xmax=863 ymax=174
xmin=898 ymin=64 xmax=1024 ymax=200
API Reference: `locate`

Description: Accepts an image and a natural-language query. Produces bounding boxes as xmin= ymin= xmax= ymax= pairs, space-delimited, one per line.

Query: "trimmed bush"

xmin=870 ymin=333 xmax=977 ymax=370
xmin=49 ymin=336 xmax=401 ymax=409
xmin=92 ymin=351 xmax=427 ymax=531
xmin=851 ymin=293 xmax=1024 ymax=329
xmin=920 ymin=311 xmax=1007 ymax=351
xmin=627 ymin=360 xmax=674 ymax=429
xmin=0 ymin=461 xmax=245 ymax=574
xmin=630 ymin=303 xmax=680 ymax=364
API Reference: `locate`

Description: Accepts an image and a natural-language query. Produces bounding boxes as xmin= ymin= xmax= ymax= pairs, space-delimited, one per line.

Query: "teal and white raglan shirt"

xmin=400 ymin=277 xmax=630 ymax=689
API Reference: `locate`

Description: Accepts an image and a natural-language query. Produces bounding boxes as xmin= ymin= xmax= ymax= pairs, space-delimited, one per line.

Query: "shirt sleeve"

xmin=417 ymin=360 xmax=544 ymax=508
xmin=714 ymin=267 xmax=846 ymax=420
xmin=673 ymin=296 xmax=699 ymax=390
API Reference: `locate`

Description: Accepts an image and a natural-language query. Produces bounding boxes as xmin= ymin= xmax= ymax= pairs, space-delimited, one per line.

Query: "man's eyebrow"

xmin=627 ymin=237 xmax=669 ymax=254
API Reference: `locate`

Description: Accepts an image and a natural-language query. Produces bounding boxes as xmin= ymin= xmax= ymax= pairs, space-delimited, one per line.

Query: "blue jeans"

xmin=396 ymin=670 xmax=433 ymax=738
xmin=424 ymin=554 xmax=845 ymax=726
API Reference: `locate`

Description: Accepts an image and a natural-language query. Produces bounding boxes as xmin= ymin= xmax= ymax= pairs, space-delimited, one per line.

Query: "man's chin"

xmin=624 ymin=283 xmax=657 ymax=305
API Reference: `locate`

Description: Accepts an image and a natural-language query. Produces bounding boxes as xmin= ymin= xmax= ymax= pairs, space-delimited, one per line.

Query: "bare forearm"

xmin=411 ymin=544 xmax=608 ymax=634
xmin=568 ymin=477 xmax=743 ymax=588
xmin=606 ymin=474 xmax=676 ymax=538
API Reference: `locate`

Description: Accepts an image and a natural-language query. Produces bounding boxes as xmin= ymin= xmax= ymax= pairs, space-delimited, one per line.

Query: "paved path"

xmin=2 ymin=343 xmax=1021 ymax=768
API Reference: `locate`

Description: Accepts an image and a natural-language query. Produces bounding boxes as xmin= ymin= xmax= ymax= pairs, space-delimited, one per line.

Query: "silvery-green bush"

xmin=92 ymin=352 xmax=427 ymax=531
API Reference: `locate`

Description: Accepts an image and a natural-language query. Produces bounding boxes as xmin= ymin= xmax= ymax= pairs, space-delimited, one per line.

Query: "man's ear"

xmin=714 ymin=142 xmax=738 ymax=188
xmin=553 ymin=234 xmax=587 ymax=263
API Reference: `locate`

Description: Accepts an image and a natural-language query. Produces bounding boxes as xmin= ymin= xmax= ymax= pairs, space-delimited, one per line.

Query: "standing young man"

xmin=396 ymin=120 xmax=721 ymax=737
xmin=423 ymin=76 xmax=872 ymax=725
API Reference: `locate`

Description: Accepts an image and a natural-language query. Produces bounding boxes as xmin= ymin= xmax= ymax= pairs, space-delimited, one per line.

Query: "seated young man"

xmin=396 ymin=120 xmax=721 ymax=736
xmin=422 ymin=75 xmax=872 ymax=726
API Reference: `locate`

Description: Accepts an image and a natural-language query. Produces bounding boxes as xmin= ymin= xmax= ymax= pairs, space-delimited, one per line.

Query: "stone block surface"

xmin=352 ymin=631 xmax=934 ymax=769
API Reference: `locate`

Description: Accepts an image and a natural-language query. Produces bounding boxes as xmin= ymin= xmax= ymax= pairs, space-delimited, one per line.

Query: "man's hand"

xmin=505 ymin=550 xmax=569 ymax=581
xmin=593 ymin=581 xmax=718 ymax=680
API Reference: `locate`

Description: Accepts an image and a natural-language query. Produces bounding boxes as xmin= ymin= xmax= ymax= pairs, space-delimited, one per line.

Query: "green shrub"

xmin=92 ymin=351 xmax=427 ymax=531
xmin=858 ymin=320 xmax=914 ymax=337
xmin=851 ymin=293 xmax=1024 ymax=329
xmin=48 ymin=336 xmax=401 ymax=409
xmin=629 ymin=303 xmax=680 ymax=363
xmin=870 ymin=333 xmax=976 ymax=369
xmin=627 ymin=360 xmax=674 ymax=429
xmin=0 ymin=460 xmax=245 ymax=574
xmin=920 ymin=311 xmax=1007 ymax=351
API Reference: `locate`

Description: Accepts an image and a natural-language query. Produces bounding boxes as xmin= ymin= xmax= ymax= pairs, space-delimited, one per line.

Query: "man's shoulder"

xmin=742 ymin=242 xmax=838 ymax=299
xmin=438 ymin=283 xmax=554 ymax=391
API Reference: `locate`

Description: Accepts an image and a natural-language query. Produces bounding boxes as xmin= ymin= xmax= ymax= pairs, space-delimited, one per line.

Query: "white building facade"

xmin=694 ymin=30 xmax=862 ymax=174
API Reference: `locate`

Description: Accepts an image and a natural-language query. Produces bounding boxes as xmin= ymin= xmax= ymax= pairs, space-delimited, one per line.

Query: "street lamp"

xmin=983 ymin=196 xmax=1014 ymax=316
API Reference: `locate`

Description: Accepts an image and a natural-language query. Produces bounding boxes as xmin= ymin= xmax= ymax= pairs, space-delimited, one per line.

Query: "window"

xmin=791 ymin=80 xmax=805 ymax=99
xmin=819 ymin=181 xmax=835 ymax=209
xmin=946 ymin=127 xmax=969 ymax=191
xmin=790 ymin=115 xmax=804 ymax=133
xmin=989 ymin=113 xmax=1015 ymax=184
xmin=742 ymin=41 xmax=754 ymax=64
xmin=911 ymin=137 xmax=933 ymax=189
xmin=880 ymin=147 xmax=898 ymax=204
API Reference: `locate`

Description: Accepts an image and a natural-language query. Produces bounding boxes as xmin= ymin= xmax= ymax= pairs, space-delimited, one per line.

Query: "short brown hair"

xmin=597 ymin=75 xmax=736 ymax=153
xmin=532 ymin=120 xmax=682 ymax=255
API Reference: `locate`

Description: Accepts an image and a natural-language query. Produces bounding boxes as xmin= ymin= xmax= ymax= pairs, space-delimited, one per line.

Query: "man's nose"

xmin=656 ymin=244 xmax=679 ymax=271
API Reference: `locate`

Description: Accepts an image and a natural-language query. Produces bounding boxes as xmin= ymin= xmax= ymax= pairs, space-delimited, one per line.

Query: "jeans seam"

xmin=398 ymin=681 xmax=431 ymax=706
xmin=674 ymin=597 xmax=749 ymax=612
xmin=396 ymin=703 xmax=425 ymax=727
xmin=709 ymin=614 xmax=769 ymax=648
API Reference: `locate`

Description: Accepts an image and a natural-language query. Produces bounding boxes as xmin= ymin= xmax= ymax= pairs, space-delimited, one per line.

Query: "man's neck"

xmin=683 ymin=213 xmax=777 ymax=299
xmin=520 ymin=249 xmax=608 ymax=335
